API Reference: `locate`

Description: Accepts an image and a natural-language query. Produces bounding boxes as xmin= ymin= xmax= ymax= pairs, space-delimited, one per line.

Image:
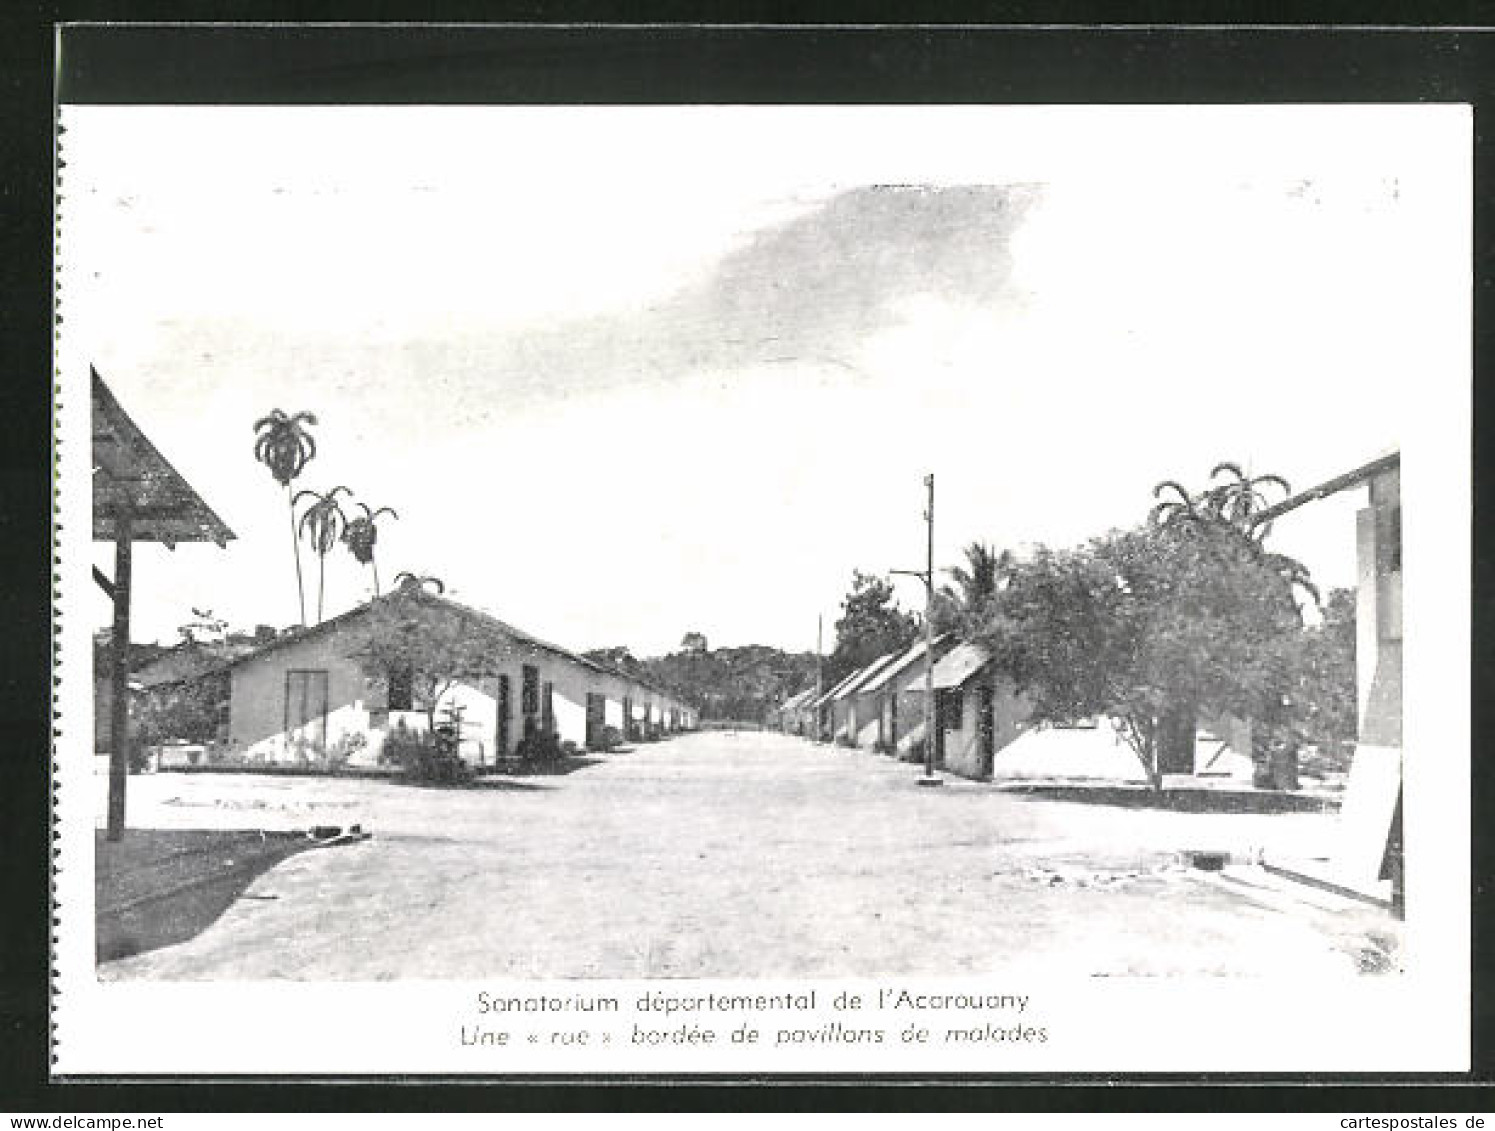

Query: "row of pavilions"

xmin=774 ymin=448 xmax=1403 ymax=796
xmin=92 ymin=368 xmax=695 ymax=837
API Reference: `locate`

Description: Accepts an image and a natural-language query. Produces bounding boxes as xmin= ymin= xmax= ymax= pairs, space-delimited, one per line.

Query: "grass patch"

xmin=96 ymin=828 xmax=315 ymax=964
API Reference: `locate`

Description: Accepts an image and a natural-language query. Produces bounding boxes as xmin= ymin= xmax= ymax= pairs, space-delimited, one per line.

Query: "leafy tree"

xmin=976 ymin=518 xmax=1314 ymax=790
xmin=295 ymin=485 xmax=352 ymax=624
xmin=352 ymin=594 xmax=500 ymax=739
xmin=633 ymin=643 xmax=817 ymax=723
xmin=177 ymin=607 xmax=228 ymax=645
xmin=342 ymin=502 xmax=399 ymax=596
xmin=1283 ymin=587 xmax=1358 ymax=771
xmin=252 ymin=409 xmax=318 ymax=626
xmin=826 ymin=571 xmax=919 ymax=687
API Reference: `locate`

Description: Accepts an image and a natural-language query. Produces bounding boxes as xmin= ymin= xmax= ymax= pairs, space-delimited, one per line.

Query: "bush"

xmin=382 ymin=720 xmax=471 ymax=784
xmin=317 ymin=731 xmax=366 ymax=774
xmin=516 ymin=728 xmax=564 ymax=764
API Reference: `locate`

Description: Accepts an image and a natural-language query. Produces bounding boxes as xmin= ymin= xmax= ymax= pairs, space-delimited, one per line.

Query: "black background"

xmin=4 ymin=6 xmax=1493 ymax=1112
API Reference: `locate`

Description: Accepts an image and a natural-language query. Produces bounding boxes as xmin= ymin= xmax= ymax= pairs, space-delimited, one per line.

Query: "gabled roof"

xmin=779 ymin=689 xmax=815 ymax=713
xmin=135 ymin=640 xmax=260 ymax=688
xmin=931 ymin=641 xmax=994 ymax=691
xmin=811 ymin=668 xmax=864 ymax=711
xmin=92 ymin=367 xmax=235 ymax=548
xmin=833 ymin=650 xmax=903 ymax=700
xmin=224 ymin=588 xmax=637 ymax=691
xmin=857 ymin=634 xmax=954 ymax=695
xmin=224 ymin=588 xmax=694 ymax=707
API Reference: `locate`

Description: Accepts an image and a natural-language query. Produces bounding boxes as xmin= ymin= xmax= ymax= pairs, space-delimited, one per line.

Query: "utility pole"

xmin=893 ymin=473 xmax=942 ymax=787
xmin=815 ymin=614 xmax=824 ymax=742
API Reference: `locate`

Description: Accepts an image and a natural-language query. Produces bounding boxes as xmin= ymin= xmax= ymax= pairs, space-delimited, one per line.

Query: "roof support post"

xmin=106 ymin=508 xmax=133 ymax=842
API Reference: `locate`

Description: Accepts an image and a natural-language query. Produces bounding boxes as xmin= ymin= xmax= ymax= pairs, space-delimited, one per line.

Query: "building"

xmin=807 ymin=669 xmax=867 ymax=741
xmin=929 ymin=641 xmax=1030 ymax=779
xmin=854 ymin=634 xmax=957 ymax=759
xmin=836 ymin=651 xmax=907 ymax=746
xmin=219 ymin=586 xmax=692 ymax=768
xmin=774 ymin=688 xmax=815 ymax=734
xmin=927 ymin=641 xmax=1251 ymax=784
xmin=1251 ymin=451 xmax=1403 ymax=905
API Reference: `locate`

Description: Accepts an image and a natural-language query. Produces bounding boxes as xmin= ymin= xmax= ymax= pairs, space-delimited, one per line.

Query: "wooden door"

xmin=585 ymin=693 xmax=606 ymax=750
xmin=284 ymin=669 xmax=329 ymax=761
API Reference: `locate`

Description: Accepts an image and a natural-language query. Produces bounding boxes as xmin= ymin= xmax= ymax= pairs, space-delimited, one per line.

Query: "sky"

xmin=61 ymin=105 xmax=1468 ymax=655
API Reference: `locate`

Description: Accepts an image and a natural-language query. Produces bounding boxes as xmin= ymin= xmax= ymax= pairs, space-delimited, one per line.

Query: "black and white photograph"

xmin=51 ymin=53 xmax=1471 ymax=1075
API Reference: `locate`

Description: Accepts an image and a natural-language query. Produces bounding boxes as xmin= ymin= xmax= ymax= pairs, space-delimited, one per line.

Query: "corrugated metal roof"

xmin=811 ymin=668 xmax=865 ymax=710
xmin=779 ymin=689 xmax=814 ymax=713
xmin=833 ymin=650 xmax=903 ymax=699
xmin=857 ymin=633 xmax=953 ymax=695
xmin=931 ymin=641 xmax=993 ymax=691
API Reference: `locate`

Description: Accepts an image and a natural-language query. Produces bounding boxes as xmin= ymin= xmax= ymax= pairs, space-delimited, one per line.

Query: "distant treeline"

xmin=584 ymin=644 xmax=819 ymax=724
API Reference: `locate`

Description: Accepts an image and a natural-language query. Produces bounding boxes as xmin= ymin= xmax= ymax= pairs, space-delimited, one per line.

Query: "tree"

xmin=342 ymin=502 xmax=399 ymax=596
xmin=930 ymin=542 xmax=1013 ymax=634
xmin=393 ymin=571 xmax=445 ymax=595
xmin=1150 ymin=461 xmax=1291 ymax=534
xmin=975 ymin=519 xmax=1314 ymax=790
xmin=827 ymin=571 xmax=919 ymax=686
xmin=295 ymin=485 xmax=352 ymax=624
xmin=177 ymin=607 xmax=228 ymax=645
xmin=252 ymin=409 xmax=318 ymax=627
xmin=352 ymin=595 xmax=499 ymax=740
xmin=1146 ymin=463 xmax=1320 ymax=783
xmin=1282 ymin=587 xmax=1358 ymax=770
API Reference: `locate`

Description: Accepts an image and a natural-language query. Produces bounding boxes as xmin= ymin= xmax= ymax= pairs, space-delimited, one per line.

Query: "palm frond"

xmin=1151 ymin=480 xmax=1193 ymax=503
xmin=1209 ymin=461 xmax=1246 ymax=484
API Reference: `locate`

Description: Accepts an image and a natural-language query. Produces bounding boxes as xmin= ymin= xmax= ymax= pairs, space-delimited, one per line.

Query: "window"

xmin=521 ymin=664 xmax=540 ymax=716
xmin=387 ymin=666 xmax=413 ymax=712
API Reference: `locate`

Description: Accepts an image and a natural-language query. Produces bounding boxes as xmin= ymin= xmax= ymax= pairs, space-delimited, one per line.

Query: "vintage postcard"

xmin=53 ymin=95 xmax=1471 ymax=1075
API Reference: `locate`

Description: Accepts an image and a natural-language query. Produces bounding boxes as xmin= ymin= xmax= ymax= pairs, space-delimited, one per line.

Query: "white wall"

xmin=227 ymin=606 xmax=624 ymax=766
xmin=228 ymin=623 xmax=379 ymax=765
xmin=940 ymin=674 xmax=1032 ymax=780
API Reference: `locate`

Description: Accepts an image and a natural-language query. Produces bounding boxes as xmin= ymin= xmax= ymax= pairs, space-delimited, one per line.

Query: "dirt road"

xmin=99 ymin=731 xmax=1392 ymax=979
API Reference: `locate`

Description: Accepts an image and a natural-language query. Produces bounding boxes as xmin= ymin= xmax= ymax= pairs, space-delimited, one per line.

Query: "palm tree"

xmin=294 ymin=486 xmax=352 ymax=623
xmin=342 ymin=503 xmax=399 ymax=597
xmin=393 ymin=572 xmax=445 ymax=595
xmin=1150 ymin=463 xmax=1312 ymax=607
xmin=1152 ymin=462 xmax=1292 ymax=542
xmin=252 ymin=409 xmax=318 ymax=626
xmin=934 ymin=541 xmax=1014 ymax=631
xmin=1199 ymin=462 xmax=1292 ymax=537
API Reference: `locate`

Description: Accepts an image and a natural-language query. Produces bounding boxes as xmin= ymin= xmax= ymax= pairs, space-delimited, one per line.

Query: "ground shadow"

xmin=1000 ymin=782 xmax=1337 ymax=814
xmin=96 ymin=828 xmax=318 ymax=964
xmin=513 ymin=755 xmax=608 ymax=776
xmin=397 ymin=775 xmax=554 ymax=791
